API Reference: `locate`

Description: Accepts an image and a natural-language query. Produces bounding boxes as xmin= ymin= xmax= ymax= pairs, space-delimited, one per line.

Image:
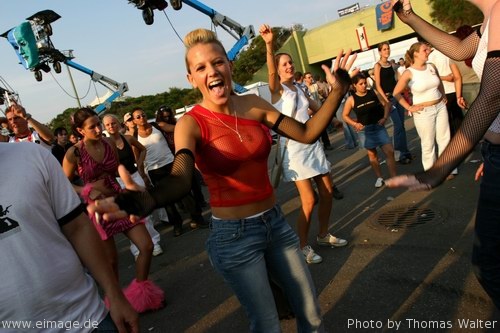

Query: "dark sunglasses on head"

xmin=157 ymin=105 xmax=172 ymax=113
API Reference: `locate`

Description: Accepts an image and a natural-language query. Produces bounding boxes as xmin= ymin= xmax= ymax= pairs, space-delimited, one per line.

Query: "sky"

xmin=0 ymin=0 xmax=379 ymax=123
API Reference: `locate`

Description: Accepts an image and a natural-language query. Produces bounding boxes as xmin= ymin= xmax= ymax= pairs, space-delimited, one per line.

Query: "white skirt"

xmin=281 ymin=139 xmax=331 ymax=182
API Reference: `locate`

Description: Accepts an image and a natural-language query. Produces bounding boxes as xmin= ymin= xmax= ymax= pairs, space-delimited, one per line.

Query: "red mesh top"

xmin=186 ymin=105 xmax=273 ymax=207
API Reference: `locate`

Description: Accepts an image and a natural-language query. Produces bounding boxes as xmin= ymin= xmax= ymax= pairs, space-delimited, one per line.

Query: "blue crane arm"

xmin=65 ymin=59 xmax=129 ymax=114
xmin=181 ymin=0 xmax=255 ymax=61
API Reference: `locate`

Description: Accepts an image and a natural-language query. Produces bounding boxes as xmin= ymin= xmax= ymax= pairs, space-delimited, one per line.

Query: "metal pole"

xmin=63 ymin=50 xmax=81 ymax=107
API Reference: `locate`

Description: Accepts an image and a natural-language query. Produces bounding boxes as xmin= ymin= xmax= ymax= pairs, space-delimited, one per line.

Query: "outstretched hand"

xmin=321 ymin=49 xmax=359 ymax=92
xmin=86 ymin=165 xmax=143 ymax=222
xmin=385 ymin=174 xmax=432 ymax=191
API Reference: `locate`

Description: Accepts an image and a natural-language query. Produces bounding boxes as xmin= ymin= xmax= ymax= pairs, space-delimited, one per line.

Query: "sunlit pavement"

xmin=114 ymin=117 xmax=500 ymax=332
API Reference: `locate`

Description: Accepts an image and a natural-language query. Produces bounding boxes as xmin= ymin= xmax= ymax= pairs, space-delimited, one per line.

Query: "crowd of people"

xmin=1 ymin=0 xmax=498 ymax=331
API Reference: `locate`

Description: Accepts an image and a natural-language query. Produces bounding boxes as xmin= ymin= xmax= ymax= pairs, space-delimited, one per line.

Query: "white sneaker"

xmin=375 ymin=177 xmax=384 ymax=188
xmin=302 ymin=245 xmax=323 ymax=264
xmin=316 ymin=233 xmax=348 ymax=247
xmin=153 ymin=244 xmax=163 ymax=256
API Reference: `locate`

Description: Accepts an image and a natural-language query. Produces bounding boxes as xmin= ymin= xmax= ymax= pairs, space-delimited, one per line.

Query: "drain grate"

xmin=370 ymin=204 xmax=444 ymax=230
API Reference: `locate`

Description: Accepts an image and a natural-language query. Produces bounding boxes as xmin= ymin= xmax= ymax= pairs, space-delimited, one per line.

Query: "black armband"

xmin=175 ymin=148 xmax=194 ymax=159
xmin=272 ymin=113 xmax=286 ymax=132
xmin=487 ymin=50 xmax=500 ymax=58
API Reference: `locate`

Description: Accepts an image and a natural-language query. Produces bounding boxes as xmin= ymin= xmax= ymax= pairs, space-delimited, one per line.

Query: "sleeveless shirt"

xmin=471 ymin=20 xmax=500 ymax=133
xmin=407 ymin=65 xmax=442 ymax=104
xmin=185 ymin=105 xmax=273 ymax=207
xmin=379 ymin=64 xmax=397 ymax=96
xmin=352 ymin=90 xmax=385 ymax=125
xmin=77 ymin=139 xmax=139 ymax=240
xmin=116 ymin=134 xmax=138 ymax=174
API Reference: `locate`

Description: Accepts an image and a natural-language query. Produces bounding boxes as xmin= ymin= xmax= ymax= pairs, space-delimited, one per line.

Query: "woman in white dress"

xmin=261 ymin=24 xmax=347 ymax=264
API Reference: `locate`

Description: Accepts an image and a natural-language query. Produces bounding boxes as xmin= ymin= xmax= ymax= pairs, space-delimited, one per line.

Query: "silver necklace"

xmin=208 ymin=108 xmax=243 ymax=142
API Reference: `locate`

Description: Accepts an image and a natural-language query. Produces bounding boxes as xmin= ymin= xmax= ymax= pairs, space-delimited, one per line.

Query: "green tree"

xmin=232 ymin=27 xmax=292 ymax=85
xmin=428 ymin=0 xmax=483 ymax=31
xmin=49 ymin=27 xmax=291 ymax=128
xmin=48 ymin=87 xmax=201 ymax=131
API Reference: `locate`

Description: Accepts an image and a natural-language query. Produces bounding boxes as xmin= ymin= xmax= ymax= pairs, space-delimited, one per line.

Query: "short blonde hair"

xmin=184 ymin=28 xmax=227 ymax=73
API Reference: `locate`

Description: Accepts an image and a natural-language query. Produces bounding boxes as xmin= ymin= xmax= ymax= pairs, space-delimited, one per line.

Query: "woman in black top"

xmin=343 ymin=73 xmax=397 ymax=187
xmin=374 ymin=41 xmax=412 ymax=164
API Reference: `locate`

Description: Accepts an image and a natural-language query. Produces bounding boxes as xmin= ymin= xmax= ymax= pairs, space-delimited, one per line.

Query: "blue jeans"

xmin=472 ymin=141 xmax=500 ymax=310
xmin=93 ymin=313 xmax=118 ymax=332
xmin=337 ymin=105 xmax=358 ymax=148
xmin=389 ymin=97 xmax=411 ymax=160
xmin=206 ymin=205 xmax=323 ymax=333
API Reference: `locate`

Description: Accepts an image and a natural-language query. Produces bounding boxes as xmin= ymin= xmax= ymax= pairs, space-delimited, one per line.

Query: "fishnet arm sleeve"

xmin=114 ymin=149 xmax=194 ymax=217
xmin=415 ymin=52 xmax=500 ymax=188
xmin=272 ymin=69 xmax=350 ymax=143
xmin=393 ymin=1 xmax=480 ymax=61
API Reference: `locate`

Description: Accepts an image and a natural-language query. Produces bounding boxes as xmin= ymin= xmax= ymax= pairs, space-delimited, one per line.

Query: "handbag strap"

xmin=276 ymin=87 xmax=300 ymax=157
xmin=285 ymin=88 xmax=300 ymax=145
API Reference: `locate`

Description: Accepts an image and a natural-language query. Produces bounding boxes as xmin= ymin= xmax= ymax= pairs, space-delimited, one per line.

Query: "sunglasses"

xmin=134 ymin=114 xmax=147 ymax=119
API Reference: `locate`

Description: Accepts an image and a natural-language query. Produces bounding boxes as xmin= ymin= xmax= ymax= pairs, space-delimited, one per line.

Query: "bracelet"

xmin=25 ymin=113 xmax=32 ymax=121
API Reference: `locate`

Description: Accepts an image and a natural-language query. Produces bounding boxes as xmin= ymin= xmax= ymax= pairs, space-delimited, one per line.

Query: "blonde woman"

xmin=110 ymin=28 xmax=356 ymax=331
xmin=392 ymin=42 xmax=451 ymax=172
xmin=261 ymin=24 xmax=348 ymax=266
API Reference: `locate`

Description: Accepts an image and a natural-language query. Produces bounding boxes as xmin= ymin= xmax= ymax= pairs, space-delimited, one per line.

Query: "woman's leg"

xmin=435 ymin=102 xmax=451 ymax=157
xmin=125 ymin=224 xmax=153 ymax=281
xmin=295 ymin=179 xmax=316 ymax=249
xmin=366 ymin=148 xmax=382 ymax=178
xmin=313 ymin=173 xmax=333 ymax=238
xmin=206 ymin=213 xmax=281 ymax=332
xmin=265 ymin=207 xmax=324 ymax=332
xmin=102 ymin=237 xmax=119 ymax=282
xmin=381 ymin=143 xmax=397 ymax=177
xmin=389 ymin=97 xmax=411 ymax=160
xmin=413 ymin=109 xmax=437 ymax=171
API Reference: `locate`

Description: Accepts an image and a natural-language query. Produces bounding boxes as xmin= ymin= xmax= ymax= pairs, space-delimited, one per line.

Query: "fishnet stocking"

xmin=394 ymin=1 xmax=480 ymax=61
xmin=115 ymin=149 xmax=194 ymax=217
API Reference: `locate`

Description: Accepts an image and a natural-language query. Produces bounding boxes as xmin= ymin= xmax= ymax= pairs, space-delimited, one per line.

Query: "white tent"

xmin=89 ymin=90 xmax=114 ymax=107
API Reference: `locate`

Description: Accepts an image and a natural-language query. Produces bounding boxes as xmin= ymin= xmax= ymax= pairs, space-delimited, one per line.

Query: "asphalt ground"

xmin=114 ymin=117 xmax=500 ymax=333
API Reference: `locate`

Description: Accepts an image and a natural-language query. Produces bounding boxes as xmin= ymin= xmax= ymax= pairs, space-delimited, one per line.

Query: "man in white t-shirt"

xmin=0 ymin=143 xmax=138 ymax=333
xmin=428 ymin=48 xmax=466 ymax=136
xmin=428 ymin=47 xmax=466 ymax=176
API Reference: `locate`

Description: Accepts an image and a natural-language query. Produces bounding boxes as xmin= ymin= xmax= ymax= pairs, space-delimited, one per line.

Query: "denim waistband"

xmin=210 ymin=204 xmax=281 ymax=226
xmin=482 ymin=139 xmax=500 ymax=152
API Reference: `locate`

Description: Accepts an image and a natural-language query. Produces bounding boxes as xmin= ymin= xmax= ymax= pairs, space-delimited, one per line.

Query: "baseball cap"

xmin=123 ymin=112 xmax=132 ymax=122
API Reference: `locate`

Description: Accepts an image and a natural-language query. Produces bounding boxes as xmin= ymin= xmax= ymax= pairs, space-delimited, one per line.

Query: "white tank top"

xmin=137 ymin=126 xmax=174 ymax=172
xmin=471 ymin=19 xmax=500 ymax=133
xmin=472 ymin=20 xmax=488 ymax=80
xmin=407 ymin=64 xmax=442 ymax=104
